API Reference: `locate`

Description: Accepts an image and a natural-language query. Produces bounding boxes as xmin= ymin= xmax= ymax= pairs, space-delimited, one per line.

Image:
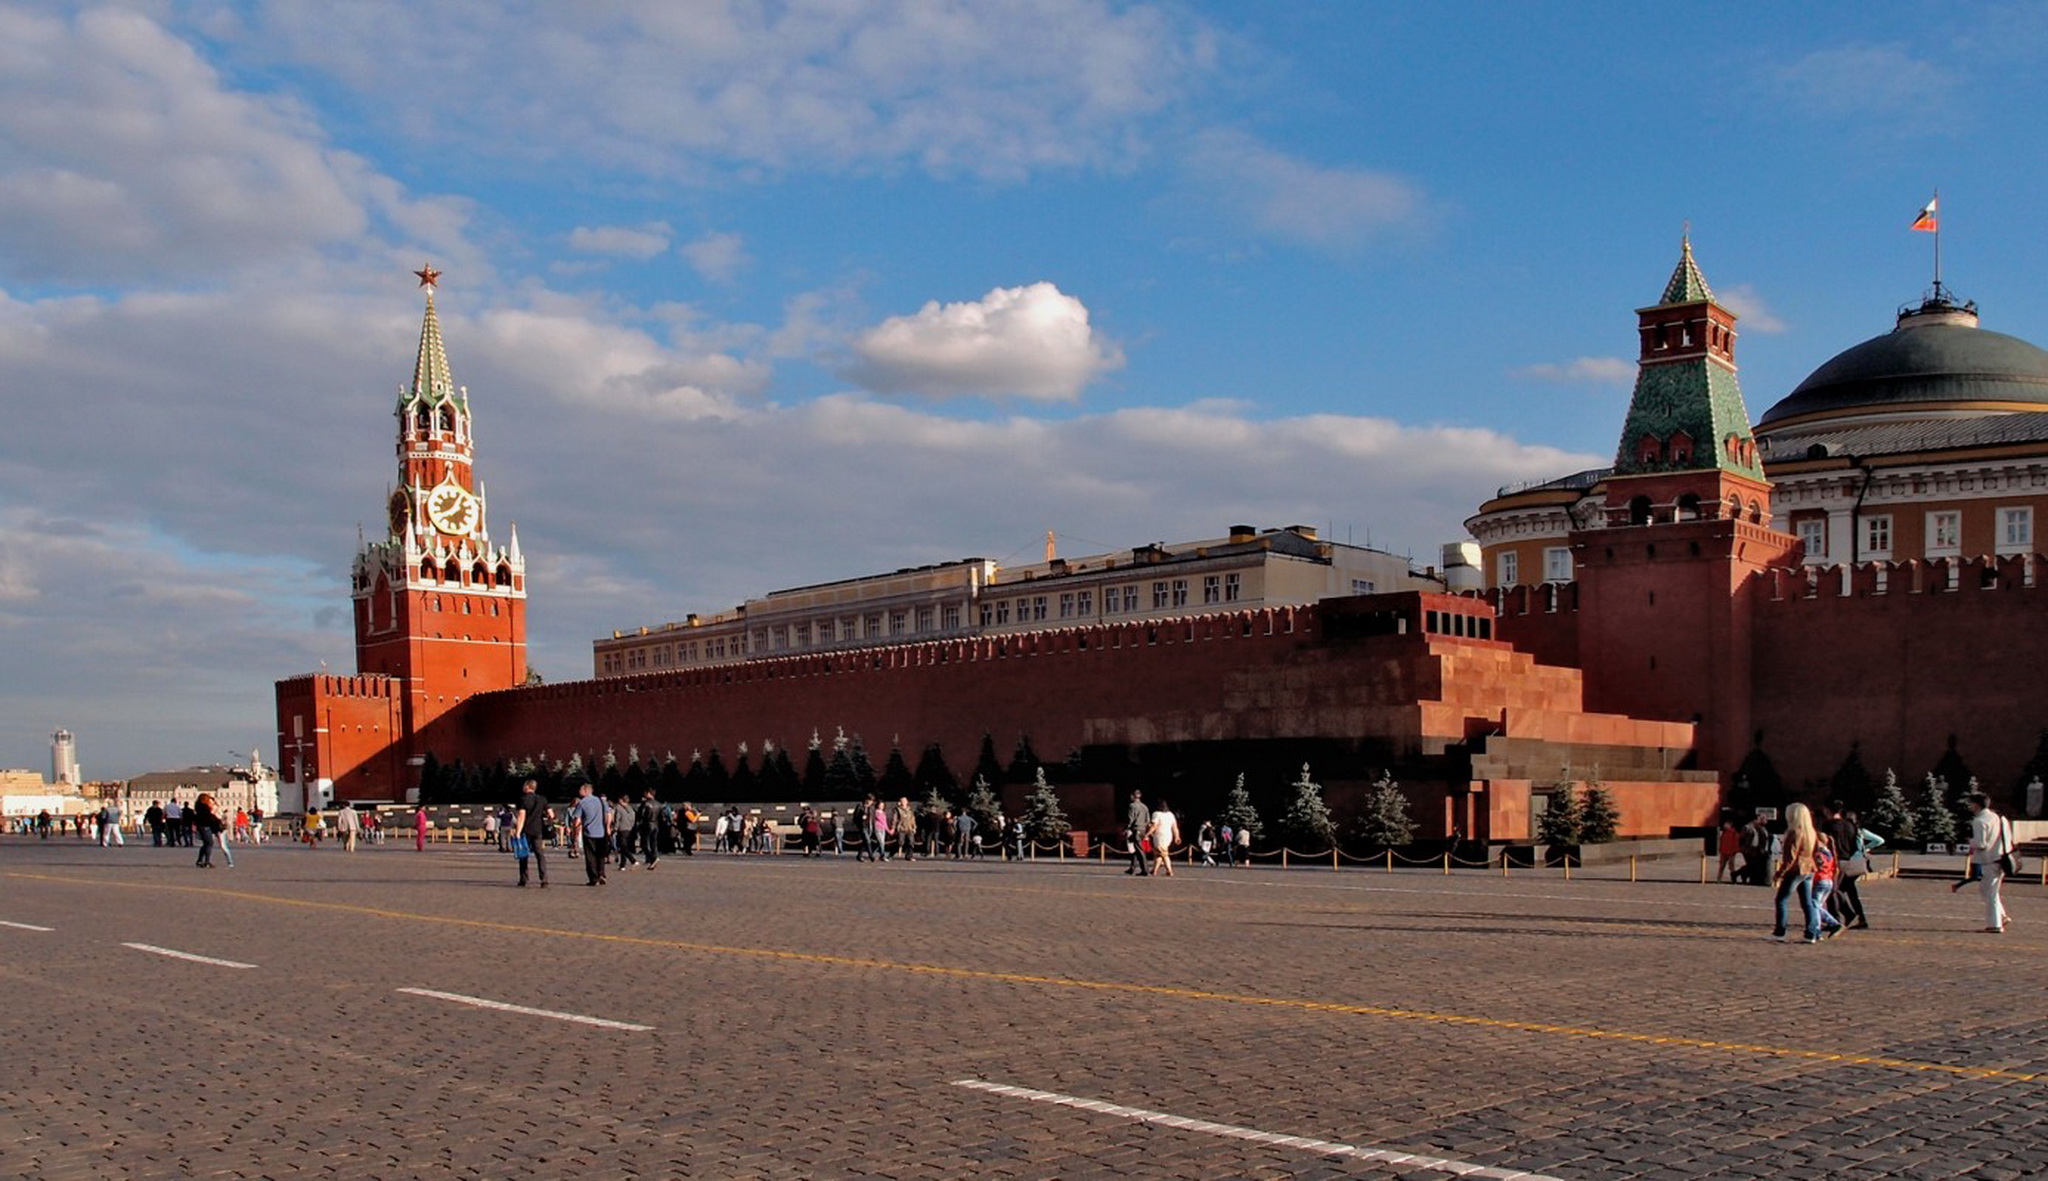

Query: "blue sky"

xmin=4 ymin=2 xmax=2046 ymax=777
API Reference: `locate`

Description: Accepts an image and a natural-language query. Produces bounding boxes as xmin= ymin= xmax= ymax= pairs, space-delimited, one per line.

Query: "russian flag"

xmin=1911 ymin=196 xmax=1938 ymax=232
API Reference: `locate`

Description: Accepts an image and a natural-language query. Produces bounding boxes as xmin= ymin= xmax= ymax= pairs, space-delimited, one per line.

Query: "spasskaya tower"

xmin=276 ymin=268 xmax=527 ymax=804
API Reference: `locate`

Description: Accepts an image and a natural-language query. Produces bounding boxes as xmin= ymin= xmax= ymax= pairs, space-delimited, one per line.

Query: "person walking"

xmin=951 ymin=807 xmax=974 ymax=860
xmin=1147 ymin=800 xmax=1178 ymax=877
xmin=192 ymin=794 xmax=226 ymax=869
xmin=869 ymin=798 xmax=891 ymax=863
xmin=1822 ymin=802 xmax=1868 ymax=928
xmin=1233 ymin=821 xmax=1251 ymax=867
xmin=413 ymin=805 xmax=428 ymax=852
xmin=1966 ymin=791 xmax=2013 ymax=934
xmin=1124 ymin=789 xmax=1151 ymax=876
xmin=99 ymin=802 xmax=125 ymax=847
xmin=1739 ymin=812 xmax=1771 ymax=886
xmin=1715 ymin=816 xmax=1741 ymax=883
xmin=513 ymin=779 xmax=549 ymax=888
xmin=613 ymin=795 xmax=637 ymax=871
xmin=1218 ymin=823 xmax=1235 ymax=868
xmin=637 ymin=791 xmax=660 ymax=870
xmin=145 ymin=802 xmax=165 ymax=847
xmin=336 ymin=800 xmax=362 ymax=852
xmin=571 ymin=784 xmax=609 ymax=886
xmin=303 ymin=806 xmax=325 ymax=846
xmin=1770 ymin=802 xmax=1821 ymax=943
xmin=1196 ymin=820 xmax=1216 ymax=867
xmin=893 ymin=797 xmax=918 ymax=862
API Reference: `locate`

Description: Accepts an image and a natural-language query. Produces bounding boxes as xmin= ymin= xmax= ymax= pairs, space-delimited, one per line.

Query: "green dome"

xmin=1759 ymin=303 xmax=2048 ymax=429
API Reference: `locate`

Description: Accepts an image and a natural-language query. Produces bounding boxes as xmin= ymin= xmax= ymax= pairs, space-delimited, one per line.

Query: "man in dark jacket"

xmin=1125 ymin=789 xmax=1151 ymax=876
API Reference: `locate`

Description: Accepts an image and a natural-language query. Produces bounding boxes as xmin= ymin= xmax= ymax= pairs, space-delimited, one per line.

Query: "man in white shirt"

xmin=1966 ymin=791 xmax=2012 ymax=933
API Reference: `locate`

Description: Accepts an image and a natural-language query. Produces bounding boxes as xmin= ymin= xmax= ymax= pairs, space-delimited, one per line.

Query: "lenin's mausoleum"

xmin=277 ymin=243 xmax=2048 ymax=840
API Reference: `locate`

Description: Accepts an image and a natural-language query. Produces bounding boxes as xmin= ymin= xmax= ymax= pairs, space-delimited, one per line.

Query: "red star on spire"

xmin=414 ymin=264 xmax=442 ymax=289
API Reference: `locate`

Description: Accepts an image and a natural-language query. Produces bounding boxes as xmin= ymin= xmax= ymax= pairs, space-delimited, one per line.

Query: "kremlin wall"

xmin=278 ymin=243 xmax=2048 ymax=841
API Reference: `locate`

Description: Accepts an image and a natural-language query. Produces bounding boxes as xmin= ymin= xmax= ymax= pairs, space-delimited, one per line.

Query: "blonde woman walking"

xmin=1770 ymin=803 xmax=1821 ymax=943
xmin=1147 ymin=799 xmax=1178 ymax=878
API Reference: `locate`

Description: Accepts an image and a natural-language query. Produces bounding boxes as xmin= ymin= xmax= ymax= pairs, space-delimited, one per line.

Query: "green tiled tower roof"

xmin=1657 ymin=236 xmax=1714 ymax=305
xmin=1615 ymin=240 xmax=1765 ymax=481
xmin=404 ymin=290 xmax=462 ymax=406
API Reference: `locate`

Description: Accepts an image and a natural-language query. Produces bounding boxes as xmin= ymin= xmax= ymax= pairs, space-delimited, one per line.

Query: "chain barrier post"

xmin=1442 ymin=849 xmax=1450 ymax=875
xmin=1501 ymin=848 xmax=1509 ymax=877
xmin=1385 ymin=848 xmax=1393 ymax=874
xmin=1629 ymin=854 xmax=1638 ymax=883
xmin=1700 ymin=854 xmax=1708 ymax=884
xmin=1281 ymin=847 xmax=1288 ymax=870
xmin=1563 ymin=854 xmax=1572 ymax=882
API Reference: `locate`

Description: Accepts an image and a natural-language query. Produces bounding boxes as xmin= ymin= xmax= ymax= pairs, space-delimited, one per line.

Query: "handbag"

xmin=511 ymin=835 xmax=531 ymax=858
xmin=1998 ymin=817 xmax=2023 ymax=876
xmin=1840 ymin=853 xmax=1870 ymax=876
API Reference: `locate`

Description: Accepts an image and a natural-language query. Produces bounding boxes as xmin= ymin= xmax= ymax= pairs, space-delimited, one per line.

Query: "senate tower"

xmin=275 ymin=270 xmax=527 ymax=805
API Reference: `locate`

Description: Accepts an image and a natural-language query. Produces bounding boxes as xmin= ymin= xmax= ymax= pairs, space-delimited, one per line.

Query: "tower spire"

xmin=409 ymin=267 xmax=457 ymax=405
xmin=1615 ymin=236 xmax=1763 ymax=481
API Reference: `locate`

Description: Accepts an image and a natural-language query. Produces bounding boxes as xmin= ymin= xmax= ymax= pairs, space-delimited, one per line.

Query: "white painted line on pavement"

xmin=396 ymin=987 xmax=653 ymax=1031
xmin=952 ymin=1079 xmax=1565 ymax=1181
xmin=121 ymin=942 xmax=255 ymax=969
xmin=0 ymin=920 xmax=54 ymax=931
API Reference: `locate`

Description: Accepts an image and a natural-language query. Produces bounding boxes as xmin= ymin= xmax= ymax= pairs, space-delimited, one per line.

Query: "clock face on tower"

xmin=425 ymin=481 xmax=480 ymax=537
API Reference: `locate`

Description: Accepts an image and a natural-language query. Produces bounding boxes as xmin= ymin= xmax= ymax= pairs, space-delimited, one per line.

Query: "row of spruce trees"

xmin=1731 ymin=730 xmax=2048 ymax=845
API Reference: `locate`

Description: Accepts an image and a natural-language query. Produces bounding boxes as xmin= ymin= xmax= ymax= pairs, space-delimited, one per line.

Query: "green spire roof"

xmin=1657 ymin=236 xmax=1714 ymax=306
xmin=406 ymin=290 xmax=460 ymax=405
xmin=1615 ymin=240 xmax=1764 ymax=480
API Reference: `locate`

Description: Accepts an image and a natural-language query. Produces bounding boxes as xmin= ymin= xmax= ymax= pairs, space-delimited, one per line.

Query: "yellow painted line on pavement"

xmin=9 ymin=870 xmax=2039 ymax=1084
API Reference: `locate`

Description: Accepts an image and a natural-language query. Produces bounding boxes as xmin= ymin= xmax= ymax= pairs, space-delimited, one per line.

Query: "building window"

xmin=1795 ymin=519 xmax=1826 ymax=562
xmin=818 ymin=619 xmax=835 ymax=643
xmin=1497 ymin=551 xmax=1519 ymax=587
xmin=942 ymin=604 xmax=961 ymax=630
xmin=795 ymin=623 xmax=811 ymax=647
xmin=1077 ymin=589 xmax=1093 ymax=616
xmin=916 ymin=606 xmax=934 ymax=632
xmin=1026 ymin=596 xmax=1044 ymax=621
xmin=1351 ymin=578 xmax=1375 ymax=596
xmin=1059 ymin=592 xmax=1075 ymax=618
xmin=1152 ymin=581 xmax=1169 ymax=610
xmin=889 ymin=610 xmax=907 ymax=636
xmin=1224 ymin=573 xmax=1241 ymax=602
xmin=1926 ymin=511 xmax=1960 ymax=557
xmin=2000 ymin=506 xmax=2034 ymax=554
xmin=866 ymin=613 xmax=883 ymax=638
xmin=1170 ymin=579 xmax=1188 ymax=608
xmin=995 ymin=600 xmax=1011 ymax=625
xmin=1121 ymin=585 xmax=1139 ymax=613
xmin=1202 ymin=575 xmax=1220 ymax=604
xmin=1862 ymin=515 xmax=1892 ymax=559
xmin=1543 ymin=547 xmax=1572 ymax=582
xmin=979 ymin=604 xmax=993 ymax=627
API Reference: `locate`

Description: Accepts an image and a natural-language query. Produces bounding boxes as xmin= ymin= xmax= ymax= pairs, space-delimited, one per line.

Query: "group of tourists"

xmin=1753 ymin=794 xmax=2016 ymax=941
xmin=1121 ymin=789 xmax=1252 ymax=877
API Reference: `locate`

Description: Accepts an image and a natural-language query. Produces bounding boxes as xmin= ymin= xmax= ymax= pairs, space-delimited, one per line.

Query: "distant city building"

xmin=50 ymin=729 xmax=78 ymax=786
xmin=594 ymin=526 xmax=1440 ymax=677
xmin=125 ymin=754 xmax=279 ymax=821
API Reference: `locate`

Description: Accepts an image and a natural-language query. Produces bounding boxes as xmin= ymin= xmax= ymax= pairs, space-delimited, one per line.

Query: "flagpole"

xmin=1933 ymin=187 xmax=1942 ymax=295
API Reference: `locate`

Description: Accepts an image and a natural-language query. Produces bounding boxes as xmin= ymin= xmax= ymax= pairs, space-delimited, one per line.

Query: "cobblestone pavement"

xmin=2 ymin=837 xmax=2043 ymax=1179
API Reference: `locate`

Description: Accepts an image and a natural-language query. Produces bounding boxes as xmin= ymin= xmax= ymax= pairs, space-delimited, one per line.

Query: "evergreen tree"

xmin=622 ymin=757 xmax=647 ymax=799
xmin=658 ymin=755 xmax=685 ymax=802
xmin=1727 ymin=732 xmax=1787 ymax=815
xmin=767 ymin=744 xmax=799 ymax=797
xmin=877 ymin=742 xmax=915 ymax=798
xmin=973 ymin=732 xmax=1005 ymax=793
xmin=1930 ymin=735 xmax=1972 ymax=803
xmin=1218 ymin=773 xmax=1263 ymax=841
xmin=1912 ymin=774 xmax=1959 ymax=847
xmin=1279 ymin=763 xmax=1337 ymax=849
xmin=802 ymin=731 xmax=828 ymax=796
xmin=913 ymin=743 xmax=959 ymax=804
xmin=561 ymin=752 xmax=589 ymax=793
xmin=729 ymin=742 xmax=757 ymax=796
xmin=1828 ymin=742 xmax=1876 ymax=812
xmin=702 ymin=747 xmax=729 ymax=794
xmin=598 ymin=760 xmax=625 ymax=800
xmin=1354 ymin=772 xmax=1415 ymax=850
xmin=1865 ymin=768 xmax=1913 ymax=843
xmin=1006 ymin=734 xmax=1042 ymax=785
xmin=850 ymin=735 xmax=878 ymax=796
xmin=964 ymin=775 xmax=1002 ymax=842
xmin=1021 ymin=767 xmax=1070 ymax=846
xmin=824 ymin=742 xmax=860 ymax=800
xmin=1580 ymin=780 xmax=1620 ymax=844
xmin=418 ymin=751 xmax=444 ymax=803
xmin=682 ymin=750 xmax=707 ymax=799
xmin=1537 ymin=782 xmax=1583 ymax=846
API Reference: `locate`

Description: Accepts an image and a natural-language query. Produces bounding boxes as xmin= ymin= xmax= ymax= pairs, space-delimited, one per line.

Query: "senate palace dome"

xmin=1756 ymin=293 xmax=2048 ymax=435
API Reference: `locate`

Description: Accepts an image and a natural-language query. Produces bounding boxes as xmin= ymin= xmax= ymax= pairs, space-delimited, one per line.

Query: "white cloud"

xmin=568 ymin=222 xmax=673 ymax=260
xmin=0 ymin=8 xmax=457 ymax=284
xmin=846 ymin=282 xmax=1125 ymax=401
xmin=680 ymin=231 xmax=750 ymax=284
xmin=230 ymin=2 xmax=1219 ymax=182
xmin=1715 ymin=284 xmax=1789 ymax=334
xmin=1513 ymin=357 xmax=1637 ymax=388
xmin=1768 ymin=44 xmax=1955 ymax=122
xmin=1184 ymin=128 xmax=1426 ymax=250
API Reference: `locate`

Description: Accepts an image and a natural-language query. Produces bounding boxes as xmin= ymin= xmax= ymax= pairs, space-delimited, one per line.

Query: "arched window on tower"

xmin=496 ymin=564 xmax=513 ymax=586
xmin=414 ymin=407 xmax=431 ymax=436
xmin=1628 ymin=495 xmax=1653 ymax=526
xmin=444 ymin=559 xmax=461 ymax=582
xmin=419 ymin=561 xmax=437 ymax=581
xmin=438 ymin=405 xmax=455 ymax=433
xmin=1747 ymin=499 xmax=1763 ymax=524
xmin=471 ymin=562 xmax=489 ymax=583
xmin=1638 ymin=435 xmax=1663 ymax=466
xmin=1676 ymin=493 xmax=1702 ymax=521
xmin=1727 ymin=492 xmax=1743 ymax=520
xmin=1667 ymin=430 xmax=1693 ymax=467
